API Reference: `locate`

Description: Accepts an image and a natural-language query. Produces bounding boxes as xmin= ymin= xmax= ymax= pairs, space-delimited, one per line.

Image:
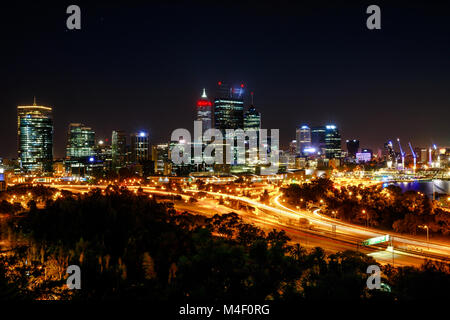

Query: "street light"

xmin=362 ymin=209 xmax=367 ymax=227
xmin=418 ymin=225 xmax=429 ymax=250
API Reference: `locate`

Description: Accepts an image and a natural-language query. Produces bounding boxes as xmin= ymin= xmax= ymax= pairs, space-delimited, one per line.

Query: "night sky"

xmin=1 ymin=0 xmax=449 ymax=159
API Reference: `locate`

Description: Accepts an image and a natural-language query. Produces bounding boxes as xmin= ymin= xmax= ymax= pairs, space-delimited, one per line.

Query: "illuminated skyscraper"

xmin=325 ymin=125 xmax=342 ymax=159
xmin=66 ymin=123 xmax=95 ymax=159
xmin=244 ymin=105 xmax=261 ymax=131
xmin=17 ymin=99 xmax=53 ymax=173
xmin=310 ymin=125 xmax=326 ymax=154
xmin=214 ymin=82 xmax=244 ymax=133
xmin=213 ymin=82 xmax=245 ymax=169
xmin=244 ymin=105 xmax=261 ymax=165
xmin=131 ymin=131 xmax=149 ymax=163
xmin=65 ymin=123 xmax=96 ymax=175
xmin=112 ymin=130 xmax=128 ymax=169
xmin=296 ymin=125 xmax=311 ymax=155
xmin=196 ymin=88 xmax=213 ymax=133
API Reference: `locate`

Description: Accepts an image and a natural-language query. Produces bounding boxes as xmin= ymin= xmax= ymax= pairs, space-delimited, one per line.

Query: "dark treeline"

xmin=0 ymin=185 xmax=449 ymax=300
xmin=282 ymin=178 xmax=450 ymax=236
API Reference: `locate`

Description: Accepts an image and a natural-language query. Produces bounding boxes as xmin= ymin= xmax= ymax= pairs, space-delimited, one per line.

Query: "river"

xmin=384 ymin=180 xmax=450 ymax=199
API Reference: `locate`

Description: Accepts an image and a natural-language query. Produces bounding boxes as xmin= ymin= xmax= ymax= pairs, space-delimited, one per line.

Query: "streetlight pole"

xmin=418 ymin=225 xmax=429 ymax=251
xmin=362 ymin=209 xmax=367 ymax=228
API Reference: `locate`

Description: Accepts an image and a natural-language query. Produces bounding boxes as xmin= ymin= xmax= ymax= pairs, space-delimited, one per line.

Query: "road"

xmin=49 ymin=184 xmax=450 ymax=267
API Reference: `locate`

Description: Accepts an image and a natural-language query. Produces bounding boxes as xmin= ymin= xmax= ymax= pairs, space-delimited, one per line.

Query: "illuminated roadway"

xmin=49 ymin=184 xmax=450 ymax=267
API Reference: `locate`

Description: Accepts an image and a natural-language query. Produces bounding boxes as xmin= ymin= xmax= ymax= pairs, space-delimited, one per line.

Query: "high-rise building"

xmin=17 ymin=99 xmax=53 ymax=173
xmin=66 ymin=123 xmax=95 ymax=160
xmin=296 ymin=125 xmax=311 ymax=155
xmin=214 ymin=82 xmax=244 ymax=133
xmin=310 ymin=126 xmax=326 ymax=155
xmin=325 ymin=125 xmax=341 ymax=159
xmin=213 ymin=82 xmax=245 ymax=170
xmin=112 ymin=130 xmax=128 ymax=169
xmin=65 ymin=123 xmax=96 ymax=176
xmin=95 ymin=139 xmax=112 ymax=170
xmin=152 ymin=143 xmax=171 ymax=175
xmin=131 ymin=131 xmax=149 ymax=163
xmin=346 ymin=139 xmax=360 ymax=158
xmin=244 ymin=105 xmax=261 ymax=131
xmin=244 ymin=105 xmax=261 ymax=165
xmin=196 ymin=88 xmax=213 ymax=134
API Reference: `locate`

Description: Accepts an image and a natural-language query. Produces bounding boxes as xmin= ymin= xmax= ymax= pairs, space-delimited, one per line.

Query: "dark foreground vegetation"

xmin=0 ymin=185 xmax=449 ymax=301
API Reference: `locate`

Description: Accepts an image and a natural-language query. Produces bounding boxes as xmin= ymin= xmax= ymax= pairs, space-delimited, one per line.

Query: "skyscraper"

xmin=17 ymin=99 xmax=53 ymax=173
xmin=346 ymin=139 xmax=360 ymax=158
xmin=131 ymin=131 xmax=149 ymax=163
xmin=310 ymin=125 xmax=326 ymax=155
xmin=325 ymin=125 xmax=342 ymax=159
xmin=112 ymin=130 xmax=128 ymax=169
xmin=65 ymin=123 xmax=96 ymax=175
xmin=214 ymin=82 xmax=244 ymax=133
xmin=244 ymin=105 xmax=261 ymax=131
xmin=196 ymin=88 xmax=213 ymax=134
xmin=66 ymin=123 xmax=95 ymax=159
xmin=244 ymin=105 xmax=261 ymax=165
xmin=296 ymin=125 xmax=311 ymax=155
xmin=213 ymin=82 xmax=245 ymax=169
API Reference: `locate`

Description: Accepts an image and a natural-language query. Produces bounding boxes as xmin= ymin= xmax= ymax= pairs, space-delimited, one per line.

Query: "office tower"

xmin=131 ymin=131 xmax=149 ymax=163
xmin=65 ymin=123 xmax=96 ymax=176
xmin=296 ymin=125 xmax=311 ymax=155
xmin=214 ymin=81 xmax=244 ymax=133
xmin=244 ymin=105 xmax=261 ymax=130
xmin=310 ymin=125 xmax=326 ymax=155
xmin=152 ymin=143 xmax=171 ymax=175
xmin=213 ymin=82 xmax=245 ymax=170
xmin=346 ymin=139 xmax=360 ymax=158
xmin=289 ymin=140 xmax=297 ymax=155
xmin=244 ymin=105 xmax=261 ymax=165
xmin=17 ymin=99 xmax=53 ymax=173
xmin=66 ymin=123 xmax=95 ymax=159
xmin=196 ymin=88 xmax=213 ymax=134
xmin=112 ymin=130 xmax=128 ymax=169
xmin=95 ymin=139 xmax=112 ymax=169
xmin=325 ymin=125 xmax=341 ymax=159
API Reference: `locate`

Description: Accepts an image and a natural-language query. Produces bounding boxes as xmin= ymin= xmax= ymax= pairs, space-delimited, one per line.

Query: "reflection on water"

xmin=385 ymin=180 xmax=450 ymax=199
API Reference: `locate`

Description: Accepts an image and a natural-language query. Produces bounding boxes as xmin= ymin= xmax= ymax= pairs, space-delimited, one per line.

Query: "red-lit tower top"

xmin=196 ymin=88 xmax=212 ymax=108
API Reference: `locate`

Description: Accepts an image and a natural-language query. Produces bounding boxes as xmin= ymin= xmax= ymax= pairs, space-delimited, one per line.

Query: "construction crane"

xmin=408 ymin=142 xmax=416 ymax=172
xmin=397 ymin=138 xmax=405 ymax=170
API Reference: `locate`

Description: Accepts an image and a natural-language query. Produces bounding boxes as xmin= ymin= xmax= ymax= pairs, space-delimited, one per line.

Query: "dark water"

xmin=384 ymin=180 xmax=450 ymax=199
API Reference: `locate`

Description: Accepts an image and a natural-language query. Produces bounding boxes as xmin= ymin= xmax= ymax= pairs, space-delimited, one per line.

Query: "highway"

xmin=48 ymin=183 xmax=450 ymax=267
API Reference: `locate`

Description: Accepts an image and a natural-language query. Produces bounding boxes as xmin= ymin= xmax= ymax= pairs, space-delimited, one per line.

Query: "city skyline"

xmin=1 ymin=1 xmax=449 ymax=159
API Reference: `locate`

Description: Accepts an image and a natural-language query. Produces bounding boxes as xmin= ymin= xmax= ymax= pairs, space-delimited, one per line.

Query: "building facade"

xmin=296 ymin=125 xmax=311 ymax=155
xmin=131 ymin=131 xmax=149 ymax=163
xmin=112 ymin=130 xmax=128 ymax=169
xmin=17 ymin=101 xmax=53 ymax=173
xmin=65 ymin=123 xmax=96 ymax=176
xmin=346 ymin=139 xmax=360 ymax=158
xmin=196 ymin=88 xmax=213 ymax=134
xmin=324 ymin=125 xmax=341 ymax=159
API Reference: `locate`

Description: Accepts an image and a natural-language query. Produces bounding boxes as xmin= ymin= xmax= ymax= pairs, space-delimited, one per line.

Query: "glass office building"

xmin=325 ymin=125 xmax=342 ymax=159
xmin=131 ymin=131 xmax=149 ymax=163
xmin=214 ymin=82 xmax=244 ymax=133
xmin=65 ymin=123 xmax=96 ymax=175
xmin=112 ymin=130 xmax=128 ymax=169
xmin=17 ymin=102 xmax=53 ymax=173
xmin=66 ymin=123 xmax=95 ymax=159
